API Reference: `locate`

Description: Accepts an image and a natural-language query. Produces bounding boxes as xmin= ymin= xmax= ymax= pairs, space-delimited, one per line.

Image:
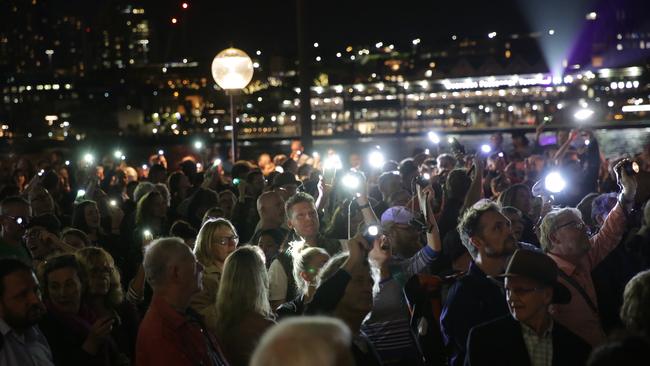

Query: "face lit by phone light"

xmin=24 ymin=227 xmax=53 ymax=260
xmin=46 ymin=265 xmax=82 ymax=315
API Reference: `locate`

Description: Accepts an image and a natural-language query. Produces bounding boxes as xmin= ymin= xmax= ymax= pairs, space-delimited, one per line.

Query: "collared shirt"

xmin=136 ymin=294 xmax=228 ymax=366
xmin=0 ymin=318 xmax=54 ymax=366
xmin=548 ymin=203 xmax=627 ymax=346
xmin=520 ymin=321 xmax=553 ymax=366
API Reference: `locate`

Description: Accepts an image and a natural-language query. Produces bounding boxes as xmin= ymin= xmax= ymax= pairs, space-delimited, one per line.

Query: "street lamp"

xmin=211 ymin=47 xmax=254 ymax=161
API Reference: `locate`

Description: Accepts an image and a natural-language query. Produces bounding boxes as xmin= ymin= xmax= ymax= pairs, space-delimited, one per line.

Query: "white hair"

xmin=250 ymin=316 xmax=353 ymax=366
xmin=134 ymin=182 xmax=156 ymax=204
xmin=143 ymin=237 xmax=191 ymax=289
xmin=538 ymin=207 xmax=582 ymax=253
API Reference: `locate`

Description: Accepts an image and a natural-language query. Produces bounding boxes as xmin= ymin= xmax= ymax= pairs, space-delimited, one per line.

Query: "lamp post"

xmin=211 ymin=48 xmax=254 ymax=161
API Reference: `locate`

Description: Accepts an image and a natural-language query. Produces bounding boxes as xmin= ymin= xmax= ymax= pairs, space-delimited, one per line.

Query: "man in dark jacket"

xmin=465 ymin=250 xmax=591 ymax=366
xmin=440 ymin=202 xmax=517 ymax=366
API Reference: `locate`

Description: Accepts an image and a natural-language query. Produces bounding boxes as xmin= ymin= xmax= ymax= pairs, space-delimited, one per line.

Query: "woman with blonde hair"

xmin=214 ymin=245 xmax=275 ymax=366
xmin=276 ymin=242 xmax=330 ymax=318
xmin=190 ymin=217 xmax=238 ymax=329
xmin=75 ymin=247 xmax=140 ymax=363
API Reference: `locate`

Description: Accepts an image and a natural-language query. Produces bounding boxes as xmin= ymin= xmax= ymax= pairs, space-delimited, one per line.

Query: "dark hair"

xmin=297 ymin=164 xmax=313 ymax=178
xmin=0 ymin=258 xmax=32 ymax=297
xmin=231 ymin=161 xmax=253 ymax=179
xmin=512 ymin=132 xmax=530 ymax=146
xmin=28 ymin=214 xmax=62 ymax=236
xmin=38 ymin=254 xmax=85 ymax=300
xmin=457 ymin=201 xmax=502 ymax=259
xmin=285 ymin=192 xmax=315 ymax=219
xmin=257 ymin=228 xmax=286 ymax=247
xmin=187 ymin=188 xmax=220 ymax=226
xmin=246 ymin=170 xmax=264 ymax=184
xmin=399 ymin=158 xmax=418 ymax=176
xmin=497 ymin=184 xmax=531 ymax=208
xmin=71 ymin=200 xmax=98 ymax=233
xmin=501 ymin=206 xmax=523 ymax=217
xmin=169 ymin=220 xmax=197 ymax=240
xmin=167 ymin=171 xmax=186 ymax=194
xmin=445 ymin=169 xmax=471 ymax=199
xmin=41 ymin=170 xmax=60 ymax=192
xmin=149 ymin=163 xmax=167 ymax=177
xmin=0 ymin=195 xmax=30 ymax=214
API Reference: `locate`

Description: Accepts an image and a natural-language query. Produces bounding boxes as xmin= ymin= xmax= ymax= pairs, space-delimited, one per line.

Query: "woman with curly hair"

xmin=76 ymin=247 xmax=141 ymax=363
xmin=38 ymin=254 xmax=126 ymax=366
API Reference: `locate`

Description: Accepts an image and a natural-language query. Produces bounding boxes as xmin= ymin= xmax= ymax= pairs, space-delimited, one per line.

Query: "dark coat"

xmin=465 ymin=315 xmax=591 ymax=366
xmin=440 ymin=261 xmax=510 ymax=366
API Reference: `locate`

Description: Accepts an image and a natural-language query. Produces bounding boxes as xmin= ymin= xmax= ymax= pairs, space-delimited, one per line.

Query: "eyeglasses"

xmin=214 ymin=235 xmax=239 ymax=246
xmin=555 ymin=220 xmax=590 ymax=234
xmin=505 ymin=287 xmax=544 ymax=297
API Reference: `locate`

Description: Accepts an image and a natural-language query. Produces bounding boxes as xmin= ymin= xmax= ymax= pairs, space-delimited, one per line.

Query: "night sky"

xmin=38 ymin=0 xmax=650 ymax=64
xmin=145 ymin=0 xmax=532 ymax=60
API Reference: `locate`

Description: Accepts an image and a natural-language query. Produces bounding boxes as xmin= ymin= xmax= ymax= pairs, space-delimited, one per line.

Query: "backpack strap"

xmin=557 ymin=270 xmax=598 ymax=314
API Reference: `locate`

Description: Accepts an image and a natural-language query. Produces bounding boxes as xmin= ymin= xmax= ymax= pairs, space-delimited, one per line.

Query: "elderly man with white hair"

xmin=136 ymin=237 xmax=228 ymax=366
xmin=538 ymin=160 xmax=637 ymax=347
xmin=250 ymin=316 xmax=354 ymax=366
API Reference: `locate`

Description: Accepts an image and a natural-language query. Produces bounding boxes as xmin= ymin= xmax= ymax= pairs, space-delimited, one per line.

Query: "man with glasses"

xmin=361 ymin=190 xmax=443 ymax=365
xmin=0 ymin=196 xmax=32 ymax=263
xmin=465 ymin=250 xmax=591 ymax=366
xmin=538 ymin=160 xmax=637 ymax=347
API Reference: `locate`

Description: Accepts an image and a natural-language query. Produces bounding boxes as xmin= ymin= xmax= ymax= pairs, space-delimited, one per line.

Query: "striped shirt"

xmin=361 ymin=245 xmax=439 ymax=365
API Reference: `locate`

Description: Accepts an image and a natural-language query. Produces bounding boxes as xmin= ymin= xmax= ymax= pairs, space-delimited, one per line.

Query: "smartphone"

xmin=362 ymin=225 xmax=380 ymax=249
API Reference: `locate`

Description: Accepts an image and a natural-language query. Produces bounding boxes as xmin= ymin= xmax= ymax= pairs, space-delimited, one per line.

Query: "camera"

xmin=415 ymin=173 xmax=431 ymax=188
xmin=619 ymin=160 xmax=640 ymax=176
xmin=449 ymin=138 xmax=465 ymax=155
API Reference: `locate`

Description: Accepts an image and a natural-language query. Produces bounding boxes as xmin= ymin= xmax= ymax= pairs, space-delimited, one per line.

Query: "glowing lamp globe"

xmin=211 ymin=48 xmax=254 ymax=90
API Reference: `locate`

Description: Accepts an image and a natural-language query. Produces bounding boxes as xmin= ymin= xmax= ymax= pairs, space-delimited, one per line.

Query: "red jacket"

xmin=136 ymin=294 xmax=228 ymax=366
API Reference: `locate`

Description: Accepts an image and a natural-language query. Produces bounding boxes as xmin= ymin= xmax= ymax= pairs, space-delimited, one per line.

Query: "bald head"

xmin=257 ymin=191 xmax=285 ymax=227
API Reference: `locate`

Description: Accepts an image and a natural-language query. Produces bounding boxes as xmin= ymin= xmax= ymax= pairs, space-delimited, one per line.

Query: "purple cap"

xmin=381 ymin=206 xmax=415 ymax=226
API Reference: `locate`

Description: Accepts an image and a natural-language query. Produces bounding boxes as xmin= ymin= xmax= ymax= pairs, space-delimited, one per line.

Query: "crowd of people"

xmin=1 ymin=126 xmax=650 ymax=366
